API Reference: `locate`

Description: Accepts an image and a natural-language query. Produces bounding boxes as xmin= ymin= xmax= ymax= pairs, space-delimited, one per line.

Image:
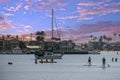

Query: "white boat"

xmin=88 ymin=50 xmax=101 ymax=54
xmin=35 ymin=51 xmax=63 ymax=59
xmin=35 ymin=9 xmax=63 ymax=59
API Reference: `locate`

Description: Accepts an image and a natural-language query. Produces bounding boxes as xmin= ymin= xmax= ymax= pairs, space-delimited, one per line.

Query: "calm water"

xmin=0 ymin=51 xmax=120 ymax=80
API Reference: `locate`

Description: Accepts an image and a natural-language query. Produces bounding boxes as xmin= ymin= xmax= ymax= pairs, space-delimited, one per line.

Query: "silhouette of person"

xmin=112 ymin=57 xmax=114 ymax=62
xmin=115 ymin=58 xmax=118 ymax=62
xmin=117 ymin=52 xmax=118 ymax=55
xmin=35 ymin=59 xmax=37 ymax=64
xmin=88 ymin=56 xmax=91 ymax=66
xmin=102 ymin=57 xmax=106 ymax=68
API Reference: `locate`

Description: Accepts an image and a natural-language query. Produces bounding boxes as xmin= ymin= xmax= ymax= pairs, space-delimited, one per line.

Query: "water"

xmin=0 ymin=51 xmax=120 ymax=80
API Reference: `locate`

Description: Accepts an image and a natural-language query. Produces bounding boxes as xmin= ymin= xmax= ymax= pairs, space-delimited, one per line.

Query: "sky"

xmin=0 ymin=0 xmax=120 ymax=43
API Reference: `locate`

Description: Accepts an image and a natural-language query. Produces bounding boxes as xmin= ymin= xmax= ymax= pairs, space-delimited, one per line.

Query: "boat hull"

xmin=35 ymin=52 xmax=63 ymax=59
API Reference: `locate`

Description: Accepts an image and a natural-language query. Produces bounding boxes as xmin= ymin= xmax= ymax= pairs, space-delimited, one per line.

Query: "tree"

xmin=90 ymin=35 xmax=93 ymax=41
xmin=118 ymin=34 xmax=120 ymax=41
xmin=103 ymin=35 xmax=107 ymax=43
xmin=36 ymin=31 xmax=45 ymax=42
xmin=36 ymin=31 xmax=46 ymax=49
xmin=16 ymin=35 xmax=19 ymax=40
xmin=6 ymin=34 xmax=11 ymax=40
xmin=113 ymin=33 xmax=117 ymax=43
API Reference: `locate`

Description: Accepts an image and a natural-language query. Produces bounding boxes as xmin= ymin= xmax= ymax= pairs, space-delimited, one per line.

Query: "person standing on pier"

xmin=88 ymin=56 xmax=91 ymax=66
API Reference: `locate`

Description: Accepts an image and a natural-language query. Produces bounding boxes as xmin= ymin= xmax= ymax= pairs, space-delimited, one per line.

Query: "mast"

xmin=52 ymin=9 xmax=54 ymax=40
xmin=51 ymin=9 xmax=54 ymax=51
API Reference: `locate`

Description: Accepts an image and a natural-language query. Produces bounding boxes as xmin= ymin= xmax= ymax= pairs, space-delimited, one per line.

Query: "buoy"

xmin=8 ymin=62 xmax=13 ymax=65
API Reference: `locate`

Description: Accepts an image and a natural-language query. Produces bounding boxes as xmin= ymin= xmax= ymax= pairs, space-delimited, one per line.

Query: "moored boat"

xmin=34 ymin=9 xmax=63 ymax=60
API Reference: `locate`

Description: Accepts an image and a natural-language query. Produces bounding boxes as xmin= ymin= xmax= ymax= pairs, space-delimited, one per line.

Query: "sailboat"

xmin=34 ymin=9 xmax=63 ymax=60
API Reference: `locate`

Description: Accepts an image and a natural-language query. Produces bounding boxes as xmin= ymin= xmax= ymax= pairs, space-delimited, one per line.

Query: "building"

xmin=60 ymin=41 xmax=73 ymax=52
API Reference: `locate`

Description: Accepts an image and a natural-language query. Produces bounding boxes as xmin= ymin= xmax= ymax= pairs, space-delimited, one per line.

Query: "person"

xmin=35 ymin=59 xmax=37 ymax=64
xmin=112 ymin=57 xmax=114 ymax=62
xmin=117 ymin=52 xmax=118 ymax=55
xmin=102 ymin=57 xmax=106 ymax=68
xmin=115 ymin=58 xmax=118 ymax=62
xmin=88 ymin=56 xmax=91 ymax=66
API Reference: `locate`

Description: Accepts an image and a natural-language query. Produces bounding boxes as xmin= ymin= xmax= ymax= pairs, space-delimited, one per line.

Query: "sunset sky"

xmin=0 ymin=0 xmax=120 ymax=43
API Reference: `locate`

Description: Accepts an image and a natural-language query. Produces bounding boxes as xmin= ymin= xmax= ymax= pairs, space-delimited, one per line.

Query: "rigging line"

xmin=54 ymin=15 xmax=64 ymax=41
xmin=53 ymin=11 xmax=61 ymax=40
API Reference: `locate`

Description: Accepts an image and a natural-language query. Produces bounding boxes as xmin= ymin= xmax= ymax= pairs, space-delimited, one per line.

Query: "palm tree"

xmin=90 ymin=35 xmax=93 ymax=41
xmin=93 ymin=36 xmax=97 ymax=42
xmin=6 ymin=34 xmax=11 ymax=40
xmin=98 ymin=36 xmax=103 ymax=50
xmin=113 ymin=33 xmax=117 ymax=43
xmin=36 ymin=31 xmax=45 ymax=42
xmin=119 ymin=34 xmax=120 ymax=43
xmin=16 ymin=35 xmax=19 ymax=40
xmin=103 ymin=35 xmax=107 ymax=43
xmin=36 ymin=31 xmax=46 ymax=49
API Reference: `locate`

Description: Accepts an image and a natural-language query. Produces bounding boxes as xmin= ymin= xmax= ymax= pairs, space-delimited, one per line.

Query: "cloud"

xmin=0 ymin=23 xmax=10 ymax=28
xmin=0 ymin=16 xmax=11 ymax=30
xmin=15 ymin=24 xmax=32 ymax=34
xmin=58 ymin=15 xmax=78 ymax=20
xmin=0 ymin=0 xmax=8 ymax=2
xmin=4 ymin=13 xmax=14 ymax=17
xmin=77 ymin=1 xmax=120 ymax=20
xmin=4 ymin=2 xmax=22 ymax=12
xmin=61 ymin=21 xmax=120 ymax=42
xmin=36 ymin=0 xmax=67 ymax=10
xmin=77 ymin=2 xmax=103 ymax=7
xmin=0 ymin=17 xmax=4 ymax=21
xmin=24 ymin=5 xmax=30 ymax=10
xmin=24 ymin=25 xmax=32 ymax=29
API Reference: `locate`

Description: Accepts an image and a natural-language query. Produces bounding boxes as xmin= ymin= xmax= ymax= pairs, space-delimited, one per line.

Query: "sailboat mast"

xmin=52 ymin=9 xmax=54 ymax=39
xmin=51 ymin=9 xmax=54 ymax=51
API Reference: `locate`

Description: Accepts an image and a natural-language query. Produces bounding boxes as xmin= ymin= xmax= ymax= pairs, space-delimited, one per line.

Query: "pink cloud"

xmin=0 ymin=17 xmax=4 ymax=21
xmin=61 ymin=21 xmax=120 ymax=42
xmin=0 ymin=23 xmax=10 ymax=28
xmin=0 ymin=17 xmax=11 ymax=30
xmin=0 ymin=0 xmax=8 ymax=2
xmin=0 ymin=16 xmax=11 ymax=30
xmin=36 ymin=0 xmax=67 ymax=10
xmin=55 ymin=1 xmax=67 ymax=6
xmin=77 ymin=2 xmax=103 ymax=7
xmin=77 ymin=1 xmax=120 ymax=20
